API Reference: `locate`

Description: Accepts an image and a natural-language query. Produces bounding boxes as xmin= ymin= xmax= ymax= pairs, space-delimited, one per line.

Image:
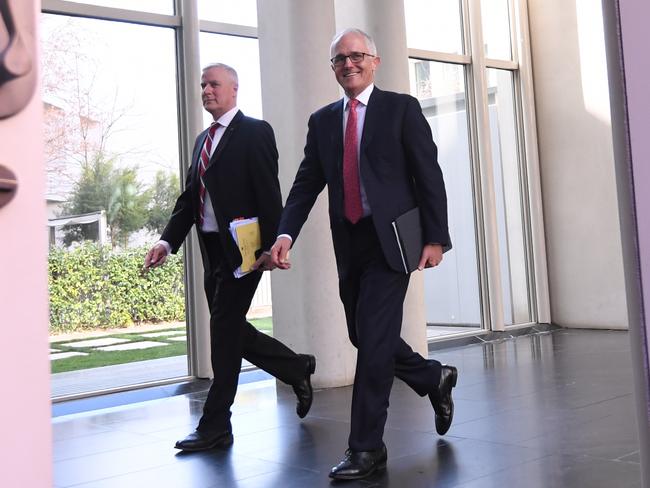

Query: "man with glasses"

xmin=144 ymin=63 xmax=315 ymax=452
xmin=271 ymin=28 xmax=458 ymax=480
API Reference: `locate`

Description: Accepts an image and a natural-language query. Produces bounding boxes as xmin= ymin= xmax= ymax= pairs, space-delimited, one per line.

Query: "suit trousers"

xmin=197 ymin=232 xmax=307 ymax=434
xmin=338 ymin=218 xmax=442 ymax=451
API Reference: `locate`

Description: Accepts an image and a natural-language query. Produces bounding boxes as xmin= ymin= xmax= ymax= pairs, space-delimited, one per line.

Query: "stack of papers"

xmin=229 ymin=217 xmax=261 ymax=278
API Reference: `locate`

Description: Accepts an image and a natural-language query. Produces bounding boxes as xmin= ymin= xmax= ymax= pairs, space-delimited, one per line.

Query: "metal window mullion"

xmin=485 ymin=58 xmax=518 ymax=70
xmin=407 ymin=48 xmax=470 ymax=65
xmin=199 ymin=20 xmax=257 ymax=38
xmin=174 ymin=0 xmax=212 ymax=379
xmin=467 ymin=0 xmax=506 ymax=332
xmin=42 ymin=0 xmax=181 ymax=27
xmin=456 ymin=0 xmax=489 ymax=332
xmin=510 ymin=68 xmax=537 ymax=322
xmin=508 ymin=0 xmax=519 ymax=64
xmin=513 ymin=0 xmax=551 ymax=324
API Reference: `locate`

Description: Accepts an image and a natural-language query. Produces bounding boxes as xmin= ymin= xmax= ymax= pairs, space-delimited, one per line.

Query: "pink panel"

xmin=0 ymin=1 xmax=52 ymax=486
xmin=620 ymin=2 xmax=650 ymax=348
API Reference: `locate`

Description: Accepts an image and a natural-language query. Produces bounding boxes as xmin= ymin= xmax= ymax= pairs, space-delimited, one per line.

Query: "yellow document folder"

xmin=229 ymin=217 xmax=261 ymax=278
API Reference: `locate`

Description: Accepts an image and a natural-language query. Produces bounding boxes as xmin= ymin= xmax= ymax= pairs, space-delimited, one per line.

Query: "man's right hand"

xmin=270 ymin=237 xmax=292 ymax=270
xmin=144 ymin=243 xmax=168 ymax=269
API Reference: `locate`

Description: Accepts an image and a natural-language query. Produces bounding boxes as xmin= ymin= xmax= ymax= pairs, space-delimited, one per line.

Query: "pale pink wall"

xmin=613 ymin=0 xmax=650 ymax=484
xmin=620 ymin=0 xmax=650 ymax=353
xmin=0 ymin=1 xmax=52 ymax=486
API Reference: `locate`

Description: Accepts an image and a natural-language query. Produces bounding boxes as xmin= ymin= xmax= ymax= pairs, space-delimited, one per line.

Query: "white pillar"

xmin=258 ymin=0 xmax=430 ymax=389
xmin=257 ymin=0 xmax=356 ymax=388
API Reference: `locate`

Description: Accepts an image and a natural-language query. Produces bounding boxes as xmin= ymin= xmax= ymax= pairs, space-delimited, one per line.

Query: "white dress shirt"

xmin=279 ymin=85 xmax=375 ymax=243
xmin=158 ymin=106 xmax=240 ymax=255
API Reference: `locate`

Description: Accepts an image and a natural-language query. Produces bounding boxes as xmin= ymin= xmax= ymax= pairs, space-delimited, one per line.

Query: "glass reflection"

xmin=486 ymin=68 xmax=532 ymax=326
xmin=408 ymin=60 xmax=482 ymax=334
xmin=480 ymin=0 xmax=512 ymax=60
xmin=42 ymin=14 xmax=186 ymax=398
xmin=199 ymin=32 xmax=262 ymax=125
xmin=197 ymin=0 xmax=257 ymax=27
xmin=404 ymin=0 xmax=464 ymax=54
xmin=59 ymin=0 xmax=173 ymax=15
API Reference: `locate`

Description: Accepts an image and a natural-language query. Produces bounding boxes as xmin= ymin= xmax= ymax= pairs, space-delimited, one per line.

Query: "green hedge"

xmin=48 ymin=243 xmax=185 ymax=333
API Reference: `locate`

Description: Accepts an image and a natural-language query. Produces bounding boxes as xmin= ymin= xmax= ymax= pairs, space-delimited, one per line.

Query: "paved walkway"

xmin=50 ymin=326 xmax=187 ymax=362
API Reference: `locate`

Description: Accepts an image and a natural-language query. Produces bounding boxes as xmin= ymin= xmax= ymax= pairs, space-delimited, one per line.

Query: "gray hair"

xmin=330 ymin=28 xmax=377 ymax=57
xmin=202 ymin=63 xmax=239 ymax=85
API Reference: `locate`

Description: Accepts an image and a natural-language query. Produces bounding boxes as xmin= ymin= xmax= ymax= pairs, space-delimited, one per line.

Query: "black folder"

xmin=391 ymin=207 xmax=423 ymax=274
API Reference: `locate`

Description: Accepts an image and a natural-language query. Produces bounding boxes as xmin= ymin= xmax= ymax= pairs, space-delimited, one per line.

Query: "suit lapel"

xmin=327 ymin=99 xmax=345 ymax=199
xmin=207 ymin=110 xmax=243 ymax=171
xmin=330 ymin=99 xmax=344 ymax=165
xmin=191 ymin=128 xmax=209 ymax=188
xmin=361 ymin=87 xmax=383 ymax=152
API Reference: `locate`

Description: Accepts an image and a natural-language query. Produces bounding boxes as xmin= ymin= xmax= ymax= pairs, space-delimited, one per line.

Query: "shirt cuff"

xmin=156 ymin=240 xmax=172 ymax=255
xmin=277 ymin=234 xmax=293 ymax=243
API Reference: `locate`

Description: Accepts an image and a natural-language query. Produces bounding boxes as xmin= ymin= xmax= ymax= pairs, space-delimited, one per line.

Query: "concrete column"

xmin=334 ymin=0 xmax=428 ymax=356
xmin=257 ymin=0 xmax=356 ymax=388
xmin=258 ymin=0 xmax=430 ymax=387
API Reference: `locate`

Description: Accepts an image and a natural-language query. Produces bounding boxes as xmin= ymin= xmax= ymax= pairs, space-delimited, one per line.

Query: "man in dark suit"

xmin=145 ymin=63 xmax=315 ymax=452
xmin=270 ymin=29 xmax=458 ymax=480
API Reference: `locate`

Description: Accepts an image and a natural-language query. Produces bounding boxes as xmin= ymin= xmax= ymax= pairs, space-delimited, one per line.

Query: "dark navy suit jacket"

xmin=279 ymin=87 xmax=450 ymax=276
xmin=161 ymin=110 xmax=283 ymax=273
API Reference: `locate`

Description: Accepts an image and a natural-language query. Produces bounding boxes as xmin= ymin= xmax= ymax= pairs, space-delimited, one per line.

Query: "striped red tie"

xmin=343 ymin=99 xmax=363 ymax=224
xmin=198 ymin=122 xmax=219 ymax=226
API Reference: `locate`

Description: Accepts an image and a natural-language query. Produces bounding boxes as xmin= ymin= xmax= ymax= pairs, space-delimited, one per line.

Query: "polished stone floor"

xmin=52 ymin=329 xmax=643 ymax=487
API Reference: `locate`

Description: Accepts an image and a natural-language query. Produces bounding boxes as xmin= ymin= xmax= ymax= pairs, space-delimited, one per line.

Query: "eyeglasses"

xmin=330 ymin=52 xmax=375 ymax=68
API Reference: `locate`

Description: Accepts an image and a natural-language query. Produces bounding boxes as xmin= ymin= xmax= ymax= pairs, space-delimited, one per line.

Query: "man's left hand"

xmin=417 ymin=243 xmax=443 ymax=271
xmin=251 ymin=252 xmax=276 ymax=272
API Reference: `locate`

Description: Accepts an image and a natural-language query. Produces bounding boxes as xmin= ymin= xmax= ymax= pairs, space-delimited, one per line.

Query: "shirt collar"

xmin=343 ymin=84 xmax=374 ymax=109
xmin=214 ymin=106 xmax=239 ymax=127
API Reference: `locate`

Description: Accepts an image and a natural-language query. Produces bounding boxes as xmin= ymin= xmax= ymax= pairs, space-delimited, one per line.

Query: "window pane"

xmin=481 ymin=0 xmax=512 ymax=59
xmin=59 ymin=0 xmax=173 ymax=15
xmin=404 ymin=0 xmax=464 ymax=54
xmin=199 ymin=33 xmax=263 ymax=125
xmin=42 ymin=14 xmax=187 ymax=397
xmin=409 ymin=60 xmax=482 ymax=334
xmin=198 ymin=0 xmax=257 ymax=27
xmin=487 ymin=68 xmax=532 ymax=325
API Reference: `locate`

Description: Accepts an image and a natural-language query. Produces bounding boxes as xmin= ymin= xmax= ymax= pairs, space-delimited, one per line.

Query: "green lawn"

xmin=50 ymin=317 xmax=273 ymax=374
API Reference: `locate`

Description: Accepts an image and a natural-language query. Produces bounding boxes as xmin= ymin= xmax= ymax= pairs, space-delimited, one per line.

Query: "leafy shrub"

xmin=48 ymin=243 xmax=185 ymax=333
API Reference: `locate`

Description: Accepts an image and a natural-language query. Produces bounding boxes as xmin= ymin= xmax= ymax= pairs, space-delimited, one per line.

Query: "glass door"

xmin=42 ymin=13 xmax=188 ymax=398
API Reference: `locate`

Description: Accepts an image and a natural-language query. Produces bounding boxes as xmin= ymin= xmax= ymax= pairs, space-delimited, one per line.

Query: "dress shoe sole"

xmin=174 ymin=434 xmax=233 ymax=452
xmin=328 ymin=461 xmax=387 ymax=480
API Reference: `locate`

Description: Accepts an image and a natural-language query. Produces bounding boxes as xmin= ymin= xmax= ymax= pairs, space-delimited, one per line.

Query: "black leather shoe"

xmin=429 ymin=365 xmax=458 ymax=435
xmin=329 ymin=444 xmax=387 ymax=480
xmin=174 ymin=430 xmax=233 ymax=452
xmin=293 ymin=354 xmax=316 ymax=418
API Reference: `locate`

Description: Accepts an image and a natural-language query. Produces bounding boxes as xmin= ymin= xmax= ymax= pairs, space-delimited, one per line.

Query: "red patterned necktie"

xmin=343 ymin=99 xmax=363 ymax=224
xmin=198 ymin=122 xmax=219 ymax=226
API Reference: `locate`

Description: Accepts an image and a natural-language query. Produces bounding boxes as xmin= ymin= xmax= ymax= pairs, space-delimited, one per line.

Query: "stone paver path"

xmin=50 ymin=327 xmax=187 ymax=361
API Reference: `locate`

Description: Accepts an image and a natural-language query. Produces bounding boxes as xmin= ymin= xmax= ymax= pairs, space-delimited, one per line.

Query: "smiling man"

xmin=144 ymin=63 xmax=316 ymax=452
xmin=271 ymin=29 xmax=458 ymax=480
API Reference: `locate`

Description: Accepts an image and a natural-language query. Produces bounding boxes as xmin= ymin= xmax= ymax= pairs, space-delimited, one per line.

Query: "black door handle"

xmin=0 ymin=165 xmax=17 ymax=209
xmin=0 ymin=0 xmax=31 ymax=84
